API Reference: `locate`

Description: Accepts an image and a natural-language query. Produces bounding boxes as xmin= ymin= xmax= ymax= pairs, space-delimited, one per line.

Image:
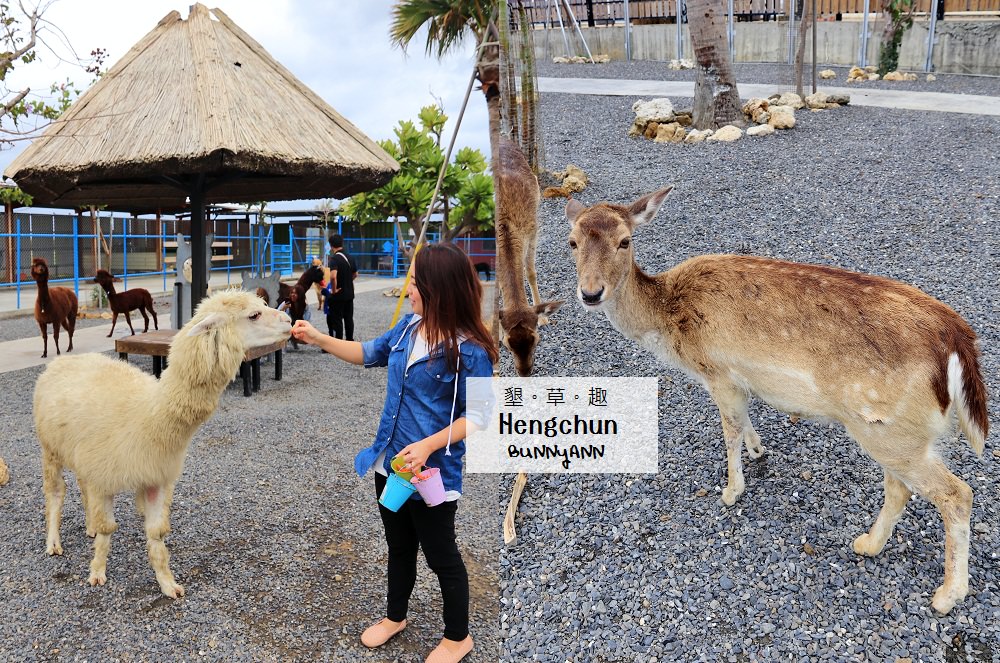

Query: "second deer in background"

xmin=495 ymin=137 xmax=564 ymax=377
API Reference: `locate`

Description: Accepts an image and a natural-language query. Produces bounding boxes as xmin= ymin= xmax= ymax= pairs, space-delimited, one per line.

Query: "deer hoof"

xmin=852 ymin=533 xmax=882 ymax=557
xmin=931 ymin=584 xmax=965 ymax=615
xmin=720 ymin=486 xmax=742 ymax=506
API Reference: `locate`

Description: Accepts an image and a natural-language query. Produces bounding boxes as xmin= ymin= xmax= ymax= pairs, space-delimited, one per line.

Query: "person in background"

xmin=291 ymin=243 xmax=497 ymax=663
xmin=326 ymin=234 xmax=358 ymax=341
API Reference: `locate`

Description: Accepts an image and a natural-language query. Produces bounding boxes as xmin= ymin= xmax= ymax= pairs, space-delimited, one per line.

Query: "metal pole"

xmin=624 ymin=0 xmax=631 ymax=62
xmin=553 ymin=0 xmax=571 ymax=56
xmin=859 ymin=0 xmax=871 ymax=68
xmin=787 ymin=0 xmax=797 ymax=65
xmin=925 ymin=0 xmax=940 ymax=72
xmin=728 ymin=0 xmax=735 ymax=61
xmin=676 ymin=0 xmax=684 ymax=60
xmin=563 ymin=0 xmax=595 ymax=62
xmin=812 ymin=0 xmax=817 ymax=93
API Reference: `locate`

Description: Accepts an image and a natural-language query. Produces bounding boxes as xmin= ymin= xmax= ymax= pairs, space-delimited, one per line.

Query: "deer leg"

xmin=41 ymin=448 xmax=65 ymax=555
xmin=896 ymin=456 xmax=971 ymax=615
xmin=88 ymin=493 xmax=117 ymax=587
xmin=710 ymin=382 xmax=753 ymax=506
xmin=853 ymin=469 xmax=910 ymax=557
xmin=143 ymin=484 xmax=184 ymax=598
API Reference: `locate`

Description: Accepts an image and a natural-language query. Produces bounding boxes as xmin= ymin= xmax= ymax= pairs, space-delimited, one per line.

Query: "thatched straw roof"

xmin=4 ymin=4 xmax=398 ymax=210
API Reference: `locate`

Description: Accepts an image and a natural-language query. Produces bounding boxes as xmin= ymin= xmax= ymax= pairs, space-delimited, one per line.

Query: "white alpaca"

xmin=34 ymin=289 xmax=292 ymax=598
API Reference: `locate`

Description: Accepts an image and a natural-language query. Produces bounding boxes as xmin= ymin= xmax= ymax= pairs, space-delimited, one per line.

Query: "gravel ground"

xmin=537 ymin=60 xmax=1000 ymax=97
xmin=0 ymin=286 xmax=500 ymax=662
xmin=497 ymin=63 xmax=1000 ymax=661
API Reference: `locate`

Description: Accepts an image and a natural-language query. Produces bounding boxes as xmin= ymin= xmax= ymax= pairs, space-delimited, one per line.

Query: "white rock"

xmin=820 ymin=69 xmax=837 ymax=80
xmin=774 ymin=92 xmax=805 ymax=109
xmin=746 ymin=124 xmax=775 ymax=137
xmin=706 ymin=125 xmax=743 ymax=142
xmin=768 ymin=107 xmax=796 ymax=129
xmin=684 ymin=128 xmax=712 ymax=144
xmin=632 ymin=98 xmax=675 ymax=125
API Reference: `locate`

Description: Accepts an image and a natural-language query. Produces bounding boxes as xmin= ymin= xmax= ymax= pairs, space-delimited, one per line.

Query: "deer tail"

xmin=948 ymin=344 xmax=989 ymax=455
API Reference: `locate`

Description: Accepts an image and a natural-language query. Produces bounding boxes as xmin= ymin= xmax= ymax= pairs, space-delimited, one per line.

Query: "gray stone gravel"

xmin=0 ymin=287 xmax=500 ymax=662
xmin=499 ymin=63 xmax=1000 ymax=661
xmin=538 ymin=59 xmax=1000 ymax=97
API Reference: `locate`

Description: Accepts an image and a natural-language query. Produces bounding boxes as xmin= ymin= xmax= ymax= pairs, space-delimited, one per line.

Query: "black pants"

xmin=327 ymin=299 xmax=354 ymax=341
xmin=374 ymin=473 xmax=469 ymax=641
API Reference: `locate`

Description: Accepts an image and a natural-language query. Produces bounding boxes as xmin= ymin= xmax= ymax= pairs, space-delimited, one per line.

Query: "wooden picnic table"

xmin=115 ymin=329 xmax=287 ymax=396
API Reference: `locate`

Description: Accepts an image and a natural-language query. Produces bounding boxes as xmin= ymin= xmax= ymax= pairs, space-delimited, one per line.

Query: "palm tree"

xmin=389 ymin=1 xmax=501 ymax=156
xmin=687 ymin=0 xmax=744 ymax=130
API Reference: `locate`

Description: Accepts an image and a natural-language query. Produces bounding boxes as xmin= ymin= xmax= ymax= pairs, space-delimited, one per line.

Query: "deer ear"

xmin=187 ymin=312 xmax=225 ymax=337
xmin=535 ymin=300 xmax=565 ymax=316
xmin=627 ymin=186 xmax=673 ymax=227
xmin=565 ymin=198 xmax=586 ymax=224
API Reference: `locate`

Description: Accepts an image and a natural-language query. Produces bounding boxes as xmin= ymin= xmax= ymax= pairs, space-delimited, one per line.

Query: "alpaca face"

xmin=187 ymin=290 xmax=292 ymax=348
xmin=31 ymin=258 xmax=50 ymax=281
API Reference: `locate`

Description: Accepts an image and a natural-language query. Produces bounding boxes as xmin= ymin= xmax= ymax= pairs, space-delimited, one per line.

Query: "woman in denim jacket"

xmin=291 ymin=243 xmax=497 ymax=663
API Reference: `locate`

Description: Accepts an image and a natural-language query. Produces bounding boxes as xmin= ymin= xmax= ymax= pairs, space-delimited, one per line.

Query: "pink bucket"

xmin=410 ymin=467 xmax=446 ymax=507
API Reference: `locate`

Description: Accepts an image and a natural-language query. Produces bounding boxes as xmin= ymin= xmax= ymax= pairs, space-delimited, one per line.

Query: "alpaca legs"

xmin=88 ymin=494 xmax=117 ymax=587
xmin=79 ymin=478 xmax=97 ymax=538
xmin=124 ymin=311 xmax=136 ymax=335
xmin=149 ymin=305 xmax=158 ymax=331
xmin=107 ymin=312 xmax=119 ymax=337
xmin=41 ymin=449 xmax=66 ymax=555
xmin=65 ymin=311 xmax=75 ymax=352
xmin=138 ymin=308 xmax=150 ymax=333
xmin=142 ymin=484 xmax=184 ymax=598
xmin=37 ymin=321 xmax=49 ymax=358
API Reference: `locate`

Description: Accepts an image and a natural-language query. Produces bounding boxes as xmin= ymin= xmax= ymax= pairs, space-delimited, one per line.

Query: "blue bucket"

xmin=379 ymin=472 xmax=418 ymax=512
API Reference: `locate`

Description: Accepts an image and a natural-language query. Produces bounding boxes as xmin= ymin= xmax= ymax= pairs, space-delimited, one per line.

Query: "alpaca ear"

xmin=187 ymin=312 xmax=225 ymax=337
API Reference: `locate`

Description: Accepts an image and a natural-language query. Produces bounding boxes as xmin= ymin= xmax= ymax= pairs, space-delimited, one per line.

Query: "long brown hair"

xmin=413 ymin=242 xmax=499 ymax=369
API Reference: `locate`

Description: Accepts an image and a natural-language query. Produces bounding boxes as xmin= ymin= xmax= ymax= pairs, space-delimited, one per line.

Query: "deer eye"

xmin=568 ymin=239 xmax=578 ymax=250
xmin=618 ymin=238 xmax=631 ymax=249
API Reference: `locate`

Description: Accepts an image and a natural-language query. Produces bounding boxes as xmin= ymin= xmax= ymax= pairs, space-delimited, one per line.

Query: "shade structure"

xmin=5 ymin=4 xmax=399 ymax=312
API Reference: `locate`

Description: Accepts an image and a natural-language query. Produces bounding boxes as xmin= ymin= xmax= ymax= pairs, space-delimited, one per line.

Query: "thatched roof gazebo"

xmin=5 ymin=4 xmax=398 ymax=312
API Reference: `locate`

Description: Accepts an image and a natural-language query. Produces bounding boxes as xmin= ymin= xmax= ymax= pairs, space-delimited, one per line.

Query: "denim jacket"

xmin=354 ymin=314 xmax=494 ymax=498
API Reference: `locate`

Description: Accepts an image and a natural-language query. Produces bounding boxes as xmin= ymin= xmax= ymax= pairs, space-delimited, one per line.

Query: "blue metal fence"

xmin=1 ymin=211 xmax=496 ymax=310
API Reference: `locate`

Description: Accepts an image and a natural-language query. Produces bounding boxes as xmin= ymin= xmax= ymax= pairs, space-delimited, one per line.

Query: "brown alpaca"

xmin=93 ymin=269 xmax=158 ymax=337
xmin=31 ymin=258 xmax=77 ymax=358
xmin=566 ymin=187 xmax=989 ymax=615
xmin=495 ymin=137 xmax=563 ymax=376
xmin=277 ymin=264 xmax=325 ymax=308
xmin=311 ymin=258 xmax=331 ymax=311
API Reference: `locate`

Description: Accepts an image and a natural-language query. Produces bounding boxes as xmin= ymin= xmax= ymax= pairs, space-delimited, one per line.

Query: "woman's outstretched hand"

xmin=291 ymin=320 xmax=322 ymax=345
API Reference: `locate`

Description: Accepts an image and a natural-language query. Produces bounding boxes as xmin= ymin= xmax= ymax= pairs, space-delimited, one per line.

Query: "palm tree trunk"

xmin=688 ymin=0 xmax=744 ymax=130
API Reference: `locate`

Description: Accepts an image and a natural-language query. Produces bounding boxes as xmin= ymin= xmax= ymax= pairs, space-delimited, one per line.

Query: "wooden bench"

xmin=115 ymin=329 xmax=287 ymax=397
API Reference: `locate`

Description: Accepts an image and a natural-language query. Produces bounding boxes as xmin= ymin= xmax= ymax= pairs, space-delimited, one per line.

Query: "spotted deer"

xmin=566 ymin=187 xmax=989 ymax=615
xmin=496 ymin=137 xmax=563 ymax=376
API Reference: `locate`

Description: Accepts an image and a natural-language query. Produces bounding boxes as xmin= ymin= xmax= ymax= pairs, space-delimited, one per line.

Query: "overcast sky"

xmin=0 ymin=0 xmax=489 ymax=211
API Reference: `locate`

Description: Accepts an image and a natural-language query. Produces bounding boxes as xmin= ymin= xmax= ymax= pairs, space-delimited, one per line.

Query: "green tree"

xmin=0 ymin=2 xmax=106 ymax=146
xmin=340 ymin=105 xmax=493 ymax=242
xmin=877 ymin=0 xmax=916 ymax=76
xmin=389 ymin=1 xmax=501 ymax=156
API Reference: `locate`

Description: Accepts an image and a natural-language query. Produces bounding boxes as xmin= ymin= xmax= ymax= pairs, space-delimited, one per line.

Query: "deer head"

xmin=566 ymin=187 xmax=673 ymax=310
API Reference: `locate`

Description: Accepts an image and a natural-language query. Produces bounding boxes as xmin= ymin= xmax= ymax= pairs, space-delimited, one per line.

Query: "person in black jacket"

xmin=325 ymin=234 xmax=358 ymax=341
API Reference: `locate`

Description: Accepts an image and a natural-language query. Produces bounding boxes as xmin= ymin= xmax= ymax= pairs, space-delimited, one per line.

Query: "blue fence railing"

xmin=1 ymin=212 xmax=495 ymax=310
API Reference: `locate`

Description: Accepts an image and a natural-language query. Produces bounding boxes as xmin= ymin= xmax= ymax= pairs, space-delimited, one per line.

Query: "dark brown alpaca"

xmin=276 ymin=264 xmax=325 ymax=307
xmin=31 ymin=258 xmax=78 ymax=358
xmin=93 ymin=269 xmax=158 ymax=337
